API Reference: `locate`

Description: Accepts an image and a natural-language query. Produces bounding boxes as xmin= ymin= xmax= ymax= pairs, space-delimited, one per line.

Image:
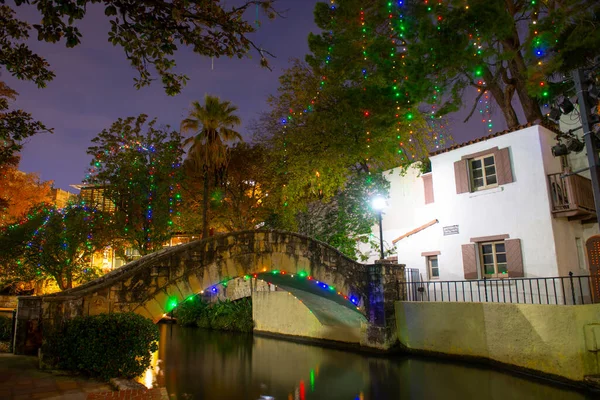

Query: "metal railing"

xmin=398 ymin=272 xmax=597 ymax=305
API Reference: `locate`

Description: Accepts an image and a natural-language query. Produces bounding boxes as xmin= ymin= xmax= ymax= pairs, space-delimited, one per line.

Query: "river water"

xmin=142 ymin=324 xmax=593 ymax=400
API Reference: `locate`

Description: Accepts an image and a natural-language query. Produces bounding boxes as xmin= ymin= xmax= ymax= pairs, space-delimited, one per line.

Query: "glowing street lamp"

xmin=371 ymin=196 xmax=386 ymax=261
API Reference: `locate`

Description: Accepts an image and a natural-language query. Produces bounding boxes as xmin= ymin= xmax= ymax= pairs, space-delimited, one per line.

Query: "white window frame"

xmin=470 ymin=154 xmax=498 ymax=191
xmin=479 ymin=241 xmax=508 ymax=278
xmin=427 ymin=255 xmax=439 ymax=280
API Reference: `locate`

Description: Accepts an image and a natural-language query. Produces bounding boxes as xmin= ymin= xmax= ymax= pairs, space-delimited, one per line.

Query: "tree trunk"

xmin=202 ymin=168 xmax=210 ymax=239
xmin=55 ymin=274 xmax=66 ymax=291
xmin=483 ymin=69 xmax=521 ymax=129
xmin=502 ymin=30 xmax=543 ymax=124
xmin=66 ymin=269 xmax=73 ymax=290
xmin=513 ymin=74 xmax=543 ymax=123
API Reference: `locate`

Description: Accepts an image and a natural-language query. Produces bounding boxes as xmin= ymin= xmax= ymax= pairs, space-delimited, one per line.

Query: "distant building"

xmin=70 ymin=184 xmax=116 ymax=212
xmin=70 ymin=183 xmax=198 ymax=272
xmin=50 ymin=188 xmax=76 ymax=209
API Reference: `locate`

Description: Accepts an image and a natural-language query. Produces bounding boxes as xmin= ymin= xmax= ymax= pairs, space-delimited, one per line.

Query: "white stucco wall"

xmin=368 ymin=125 xmax=574 ymax=281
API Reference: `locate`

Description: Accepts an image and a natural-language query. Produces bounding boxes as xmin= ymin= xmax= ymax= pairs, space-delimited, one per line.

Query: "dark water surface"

xmin=143 ymin=324 xmax=593 ymax=400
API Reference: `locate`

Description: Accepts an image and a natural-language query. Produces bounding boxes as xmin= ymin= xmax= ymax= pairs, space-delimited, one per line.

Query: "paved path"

xmin=0 ymin=353 xmax=169 ymax=400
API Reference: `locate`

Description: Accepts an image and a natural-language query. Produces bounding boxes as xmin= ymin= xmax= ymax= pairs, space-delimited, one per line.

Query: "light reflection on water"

xmin=140 ymin=324 xmax=593 ymax=400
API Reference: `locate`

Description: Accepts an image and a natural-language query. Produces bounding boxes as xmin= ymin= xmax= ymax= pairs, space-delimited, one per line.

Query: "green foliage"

xmin=208 ymin=143 xmax=271 ymax=232
xmin=1 ymin=1 xmax=275 ymax=165
xmin=0 ymin=82 xmax=51 ymax=168
xmin=175 ymin=297 xmax=208 ymax=327
xmin=254 ymin=1 xmax=441 ymax=226
xmin=174 ymin=297 xmax=254 ymax=333
xmin=296 ymin=173 xmax=390 ymax=260
xmin=0 ymin=204 xmax=110 ymax=290
xmin=5 ymin=1 xmax=276 ymax=95
xmin=0 ymin=316 xmax=12 ymax=341
xmin=42 ymin=313 xmax=159 ymax=380
xmin=402 ymin=0 xmax=600 ymax=126
xmin=86 ymin=115 xmax=184 ymax=256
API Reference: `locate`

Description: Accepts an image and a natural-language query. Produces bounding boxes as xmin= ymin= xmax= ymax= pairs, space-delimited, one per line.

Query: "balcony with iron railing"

xmin=548 ymin=172 xmax=596 ymax=220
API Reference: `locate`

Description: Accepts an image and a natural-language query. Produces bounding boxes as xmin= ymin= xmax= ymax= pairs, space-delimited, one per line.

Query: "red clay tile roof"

xmin=429 ymin=121 xmax=561 ymax=157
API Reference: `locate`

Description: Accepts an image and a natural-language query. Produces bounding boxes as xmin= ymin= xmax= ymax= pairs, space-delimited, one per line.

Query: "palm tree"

xmin=181 ymin=95 xmax=242 ymax=238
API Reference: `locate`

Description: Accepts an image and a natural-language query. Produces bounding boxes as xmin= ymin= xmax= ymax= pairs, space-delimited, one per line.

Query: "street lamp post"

xmin=372 ymin=196 xmax=386 ymax=261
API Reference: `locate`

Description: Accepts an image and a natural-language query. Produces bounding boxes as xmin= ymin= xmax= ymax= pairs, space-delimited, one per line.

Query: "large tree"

xmin=253 ymin=57 xmax=437 ymax=223
xmin=86 ymin=115 xmax=184 ymax=257
xmin=391 ymin=0 xmax=599 ymax=128
xmin=0 ymin=161 xmax=53 ymax=226
xmin=0 ymin=204 xmax=110 ymax=291
xmin=181 ymin=95 xmax=242 ymax=238
xmin=210 ymin=143 xmax=271 ymax=232
xmin=302 ymin=1 xmax=600 ymax=132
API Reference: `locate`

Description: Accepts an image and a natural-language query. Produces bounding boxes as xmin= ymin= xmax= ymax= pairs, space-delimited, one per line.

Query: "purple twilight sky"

xmin=4 ymin=0 xmax=508 ymax=192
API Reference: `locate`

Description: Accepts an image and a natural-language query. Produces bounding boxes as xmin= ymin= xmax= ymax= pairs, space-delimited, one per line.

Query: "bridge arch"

xmin=51 ymin=230 xmax=369 ymax=323
xmin=15 ymin=230 xmax=405 ymax=353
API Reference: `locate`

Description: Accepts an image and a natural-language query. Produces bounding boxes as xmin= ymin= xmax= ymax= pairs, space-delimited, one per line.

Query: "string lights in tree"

xmin=86 ymin=115 xmax=184 ymax=257
xmin=527 ymin=0 xmax=555 ymax=112
xmin=1 ymin=202 xmax=110 ymax=290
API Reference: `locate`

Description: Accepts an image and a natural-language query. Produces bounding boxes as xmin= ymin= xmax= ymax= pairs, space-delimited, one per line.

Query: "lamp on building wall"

xmin=549 ymin=107 xmax=562 ymax=123
xmin=558 ymin=97 xmax=575 ymax=115
xmin=371 ymin=196 xmax=386 ymax=261
xmin=551 ymin=143 xmax=569 ymax=157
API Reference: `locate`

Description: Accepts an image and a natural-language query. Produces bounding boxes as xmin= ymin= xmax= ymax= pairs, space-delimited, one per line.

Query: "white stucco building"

xmin=365 ymin=123 xmax=599 ymax=302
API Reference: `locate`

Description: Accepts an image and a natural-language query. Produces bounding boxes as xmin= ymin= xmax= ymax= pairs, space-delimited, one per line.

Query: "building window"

xmin=470 ymin=155 xmax=497 ymax=190
xmin=576 ymin=237 xmax=586 ymax=271
xmin=427 ymin=255 xmax=439 ymax=280
xmin=480 ymin=241 xmax=507 ymax=277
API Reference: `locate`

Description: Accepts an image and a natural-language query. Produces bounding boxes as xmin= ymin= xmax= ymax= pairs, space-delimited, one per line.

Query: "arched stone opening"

xmin=152 ymin=270 xmax=368 ymax=331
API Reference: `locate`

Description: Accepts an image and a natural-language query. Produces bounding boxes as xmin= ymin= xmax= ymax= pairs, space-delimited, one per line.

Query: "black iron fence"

xmin=398 ymin=272 xmax=597 ymax=305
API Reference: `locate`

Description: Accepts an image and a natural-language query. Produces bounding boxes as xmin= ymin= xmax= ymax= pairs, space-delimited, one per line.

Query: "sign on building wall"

xmin=443 ymin=225 xmax=459 ymax=236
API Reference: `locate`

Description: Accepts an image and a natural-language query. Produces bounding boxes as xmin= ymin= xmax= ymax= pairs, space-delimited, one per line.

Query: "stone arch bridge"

xmin=14 ymin=230 xmax=405 ymax=354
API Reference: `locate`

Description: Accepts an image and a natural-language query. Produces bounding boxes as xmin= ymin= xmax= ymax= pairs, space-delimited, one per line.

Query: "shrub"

xmin=174 ymin=297 xmax=254 ymax=332
xmin=42 ymin=313 xmax=159 ymax=380
xmin=174 ymin=296 xmax=254 ymax=332
xmin=174 ymin=296 xmax=205 ymax=327
xmin=0 ymin=316 xmax=12 ymax=341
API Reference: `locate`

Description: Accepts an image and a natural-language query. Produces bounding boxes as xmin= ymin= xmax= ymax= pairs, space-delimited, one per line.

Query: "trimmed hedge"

xmin=42 ymin=313 xmax=159 ymax=380
xmin=0 ymin=316 xmax=11 ymax=341
xmin=175 ymin=297 xmax=254 ymax=332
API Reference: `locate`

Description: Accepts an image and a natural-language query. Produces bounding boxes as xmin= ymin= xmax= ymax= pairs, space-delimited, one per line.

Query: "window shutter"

xmin=423 ymin=174 xmax=434 ymax=204
xmin=454 ymin=159 xmax=469 ymax=194
xmin=505 ymin=239 xmax=524 ymax=277
xmin=496 ymin=147 xmax=514 ymax=185
xmin=461 ymin=244 xmax=478 ymax=279
xmin=586 ymin=236 xmax=600 ymax=303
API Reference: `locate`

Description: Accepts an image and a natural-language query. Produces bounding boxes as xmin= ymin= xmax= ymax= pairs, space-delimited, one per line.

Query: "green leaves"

xmin=104 ymin=5 xmax=117 ymax=17
xmin=174 ymin=297 xmax=254 ymax=333
xmin=42 ymin=313 xmax=159 ymax=380
xmin=0 ymin=204 xmax=111 ymax=291
xmin=85 ymin=115 xmax=184 ymax=256
xmin=5 ymin=1 xmax=276 ymax=95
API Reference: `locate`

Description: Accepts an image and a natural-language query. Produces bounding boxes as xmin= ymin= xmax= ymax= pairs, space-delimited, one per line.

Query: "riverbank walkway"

xmin=0 ymin=353 xmax=168 ymax=399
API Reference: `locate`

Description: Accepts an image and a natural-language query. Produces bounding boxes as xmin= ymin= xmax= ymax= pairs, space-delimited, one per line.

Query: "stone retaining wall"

xmin=396 ymin=301 xmax=600 ymax=383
